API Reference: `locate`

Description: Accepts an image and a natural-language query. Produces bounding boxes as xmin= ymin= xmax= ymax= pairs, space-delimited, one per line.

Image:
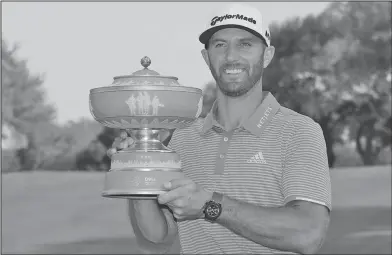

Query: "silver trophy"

xmin=89 ymin=57 xmax=203 ymax=199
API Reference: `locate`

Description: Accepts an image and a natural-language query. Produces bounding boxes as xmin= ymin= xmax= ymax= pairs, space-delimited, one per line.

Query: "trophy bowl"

xmin=89 ymin=56 xmax=203 ymax=199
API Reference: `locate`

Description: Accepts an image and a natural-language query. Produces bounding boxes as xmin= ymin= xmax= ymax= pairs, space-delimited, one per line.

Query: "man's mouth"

xmin=224 ymin=68 xmax=245 ymax=74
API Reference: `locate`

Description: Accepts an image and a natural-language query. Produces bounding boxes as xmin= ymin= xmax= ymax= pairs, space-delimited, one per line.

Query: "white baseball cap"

xmin=199 ymin=3 xmax=271 ymax=47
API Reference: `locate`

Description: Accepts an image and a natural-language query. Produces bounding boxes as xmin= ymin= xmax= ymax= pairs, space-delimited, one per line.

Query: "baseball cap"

xmin=199 ymin=3 xmax=271 ymax=47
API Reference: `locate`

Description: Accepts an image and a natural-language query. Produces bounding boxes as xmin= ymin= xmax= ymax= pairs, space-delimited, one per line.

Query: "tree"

xmin=314 ymin=2 xmax=391 ymax=165
xmin=75 ymin=126 xmax=119 ymax=171
xmin=75 ymin=139 xmax=111 ymax=171
xmin=2 ymin=38 xmax=56 ymax=135
xmin=2 ymin=38 xmax=65 ymax=170
xmin=14 ymin=122 xmax=76 ymax=170
xmin=351 ymin=74 xmax=391 ymax=165
xmin=264 ymin=1 xmax=391 ymax=166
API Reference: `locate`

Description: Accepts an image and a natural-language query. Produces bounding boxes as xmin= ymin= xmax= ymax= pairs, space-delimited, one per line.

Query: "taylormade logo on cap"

xmin=211 ymin=14 xmax=257 ymax=26
xmin=199 ymin=3 xmax=271 ymax=46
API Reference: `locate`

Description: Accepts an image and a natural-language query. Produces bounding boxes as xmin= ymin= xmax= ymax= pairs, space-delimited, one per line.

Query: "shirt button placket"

xmin=214 ymin=131 xmax=233 ymax=175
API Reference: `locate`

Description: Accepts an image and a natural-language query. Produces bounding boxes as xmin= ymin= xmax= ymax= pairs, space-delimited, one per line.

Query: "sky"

xmin=2 ymin=2 xmax=331 ymax=125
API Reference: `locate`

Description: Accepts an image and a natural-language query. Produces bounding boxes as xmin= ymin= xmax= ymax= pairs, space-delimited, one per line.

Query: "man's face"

xmin=202 ymin=28 xmax=274 ymax=97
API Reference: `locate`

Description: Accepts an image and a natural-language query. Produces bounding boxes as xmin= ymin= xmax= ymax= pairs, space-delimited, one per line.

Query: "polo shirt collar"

xmin=201 ymin=91 xmax=280 ymax=137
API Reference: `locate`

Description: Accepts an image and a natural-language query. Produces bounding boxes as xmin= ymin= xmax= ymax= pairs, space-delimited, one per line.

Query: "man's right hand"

xmin=107 ymin=130 xmax=135 ymax=158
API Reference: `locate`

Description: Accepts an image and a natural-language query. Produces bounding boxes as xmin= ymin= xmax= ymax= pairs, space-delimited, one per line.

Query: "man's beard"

xmin=217 ymin=81 xmax=253 ymax=97
xmin=211 ymin=64 xmax=264 ymax=98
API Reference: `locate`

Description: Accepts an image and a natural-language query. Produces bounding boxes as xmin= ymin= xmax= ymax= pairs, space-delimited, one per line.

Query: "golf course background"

xmin=2 ymin=165 xmax=391 ymax=254
xmin=2 ymin=1 xmax=391 ymax=254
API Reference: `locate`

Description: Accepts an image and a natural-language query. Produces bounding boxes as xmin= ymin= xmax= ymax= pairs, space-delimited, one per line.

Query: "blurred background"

xmin=1 ymin=1 xmax=391 ymax=254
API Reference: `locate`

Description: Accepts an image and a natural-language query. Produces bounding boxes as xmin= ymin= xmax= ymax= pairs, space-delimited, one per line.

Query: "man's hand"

xmin=107 ymin=130 xmax=134 ymax=158
xmin=158 ymin=178 xmax=213 ymax=221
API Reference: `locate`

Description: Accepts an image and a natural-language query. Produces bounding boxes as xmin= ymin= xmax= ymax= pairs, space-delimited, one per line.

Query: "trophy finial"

xmin=141 ymin=56 xmax=151 ymax=69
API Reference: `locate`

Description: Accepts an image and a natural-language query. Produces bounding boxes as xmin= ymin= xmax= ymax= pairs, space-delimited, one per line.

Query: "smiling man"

xmin=109 ymin=3 xmax=331 ymax=254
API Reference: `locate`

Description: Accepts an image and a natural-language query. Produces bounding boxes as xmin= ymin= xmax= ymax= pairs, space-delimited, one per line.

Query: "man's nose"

xmin=225 ymin=44 xmax=240 ymax=62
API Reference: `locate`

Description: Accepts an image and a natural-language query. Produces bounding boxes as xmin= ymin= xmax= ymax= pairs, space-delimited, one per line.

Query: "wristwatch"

xmin=203 ymin=192 xmax=223 ymax=222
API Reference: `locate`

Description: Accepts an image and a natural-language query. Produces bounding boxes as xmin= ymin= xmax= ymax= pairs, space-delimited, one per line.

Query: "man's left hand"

xmin=158 ymin=178 xmax=212 ymax=221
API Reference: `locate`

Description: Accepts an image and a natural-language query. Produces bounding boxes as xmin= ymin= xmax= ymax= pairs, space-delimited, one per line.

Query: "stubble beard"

xmin=212 ymin=62 xmax=264 ymax=98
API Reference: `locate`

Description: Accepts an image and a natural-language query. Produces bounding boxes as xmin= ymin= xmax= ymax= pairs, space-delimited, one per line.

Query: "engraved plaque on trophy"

xmin=89 ymin=57 xmax=203 ymax=199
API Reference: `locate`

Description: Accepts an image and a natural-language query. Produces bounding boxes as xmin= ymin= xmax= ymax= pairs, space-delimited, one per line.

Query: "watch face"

xmin=206 ymin=202 xmax=221 ymax=219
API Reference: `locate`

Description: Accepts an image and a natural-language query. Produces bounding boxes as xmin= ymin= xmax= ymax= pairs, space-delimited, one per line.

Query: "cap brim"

xmin=199 ymin=24 xmax=268 ymax=46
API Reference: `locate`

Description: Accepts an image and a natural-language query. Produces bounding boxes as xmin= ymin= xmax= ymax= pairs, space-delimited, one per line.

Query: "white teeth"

xmin=225 ymin=69 xmax=243 ymax=74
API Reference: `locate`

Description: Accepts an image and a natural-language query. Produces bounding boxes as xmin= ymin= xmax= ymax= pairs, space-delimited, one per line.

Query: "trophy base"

xmin=102 ymin=169 xmax=185 ymax=200
xmin=102 ymin=191 xmax=164 ymax=199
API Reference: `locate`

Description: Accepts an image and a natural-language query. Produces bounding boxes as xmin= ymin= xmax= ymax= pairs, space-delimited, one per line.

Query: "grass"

xmin=2 ymin=171 xmax=135 ymax=253
xmin=2 ymin=165 xmax=391 ymax=254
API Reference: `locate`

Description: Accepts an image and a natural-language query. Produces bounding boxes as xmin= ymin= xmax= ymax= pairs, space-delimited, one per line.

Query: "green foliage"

xmin=2 ymin=38 xmax=56 ymax=135
xmin=2 ymin=38 xmax=104 ymax=171
xmin=319 ymin=2 xmax=391 ymax=165
xmin=2 ymin=38 xmax=65 ymax=170
xmin=265 ymin=1 xmax=391 ymax=166
xmin=44 ymin=118 xmax=104 ymax=170
xmin=74 ymin=127 xmax=120 ymax=171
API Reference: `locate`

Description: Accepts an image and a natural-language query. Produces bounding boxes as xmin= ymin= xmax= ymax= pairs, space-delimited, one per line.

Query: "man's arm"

xmin=215 ymin=196 xmax=330 ymax=254
xmin=127 ymin=200 xmax=178 ymax=254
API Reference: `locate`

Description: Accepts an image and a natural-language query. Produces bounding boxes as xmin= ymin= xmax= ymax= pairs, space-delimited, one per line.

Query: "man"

xmin=108 ymin=3 xmax=331 ymax=254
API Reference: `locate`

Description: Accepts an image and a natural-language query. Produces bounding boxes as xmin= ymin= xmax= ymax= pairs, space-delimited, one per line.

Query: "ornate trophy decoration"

xmin=89 ymin=56 xmax=203 ymax=199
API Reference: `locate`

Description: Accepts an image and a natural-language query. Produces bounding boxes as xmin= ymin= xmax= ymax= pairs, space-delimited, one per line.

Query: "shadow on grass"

xmin=30 ymin=207 xmax=391 ymax=254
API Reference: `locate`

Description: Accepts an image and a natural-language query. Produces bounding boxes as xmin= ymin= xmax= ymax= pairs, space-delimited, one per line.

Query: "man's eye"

xmin=215 ymin=43 xmax=224 ymax=48
xmin=241 ymin=42 xmax=252 ymax=47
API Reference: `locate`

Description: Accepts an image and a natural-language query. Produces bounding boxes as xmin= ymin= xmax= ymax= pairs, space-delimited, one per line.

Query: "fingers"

xmin=163 ymin=178 xmax=194 ymax=190
xmin=166 ymin=198 xmax=193 ymax=221
xmin=158 ymin=178 xmax=194 ymax=204
xmin=113 ymin=136 xmax=132 ymax=150
xmin=107 ymin=130 xmax=134 ymax=158
xmin=107 ymin=147 xmax=117 ymax=158
xmin=158 ymin=182 xmax=196 ymax=205
xmin=158 ymin=186 xmax=187 ymax=204
xmin=120 ymin=130 xmax=128 ymax=140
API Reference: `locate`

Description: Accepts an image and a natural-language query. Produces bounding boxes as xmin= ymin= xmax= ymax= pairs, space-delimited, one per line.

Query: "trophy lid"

xmin=111 ymin=56 xmax=181 ymax=87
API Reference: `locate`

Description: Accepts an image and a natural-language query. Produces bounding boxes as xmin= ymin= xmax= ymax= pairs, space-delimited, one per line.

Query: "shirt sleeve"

xmin=281 ymin=119 xmax=332 ymax=211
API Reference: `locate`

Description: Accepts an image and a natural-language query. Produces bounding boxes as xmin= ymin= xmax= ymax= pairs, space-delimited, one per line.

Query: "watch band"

xmin=211 ymin=191 xmax=223 ymax=203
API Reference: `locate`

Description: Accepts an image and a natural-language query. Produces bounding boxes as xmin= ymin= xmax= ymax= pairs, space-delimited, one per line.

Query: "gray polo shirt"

xmin=168 ymin=92 xmax=331 ymax=254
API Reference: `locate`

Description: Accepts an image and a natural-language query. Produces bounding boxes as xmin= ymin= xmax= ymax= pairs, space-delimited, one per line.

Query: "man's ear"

xmin=263 ymin=46 xmax=275 ymax=68
xmin=201 ymin=49 xmax=211 ymax=69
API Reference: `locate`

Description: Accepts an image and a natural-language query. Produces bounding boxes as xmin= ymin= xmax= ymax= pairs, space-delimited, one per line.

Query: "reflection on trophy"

xmin=89 ymin=56 xmax=203 ymax=199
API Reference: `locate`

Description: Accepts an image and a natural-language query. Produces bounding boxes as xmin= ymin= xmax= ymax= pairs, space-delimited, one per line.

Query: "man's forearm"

xmin=128 ymin=200 xmax=177 ymax=252
xmin=216 ymin=195 xmax=328 ymax=254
